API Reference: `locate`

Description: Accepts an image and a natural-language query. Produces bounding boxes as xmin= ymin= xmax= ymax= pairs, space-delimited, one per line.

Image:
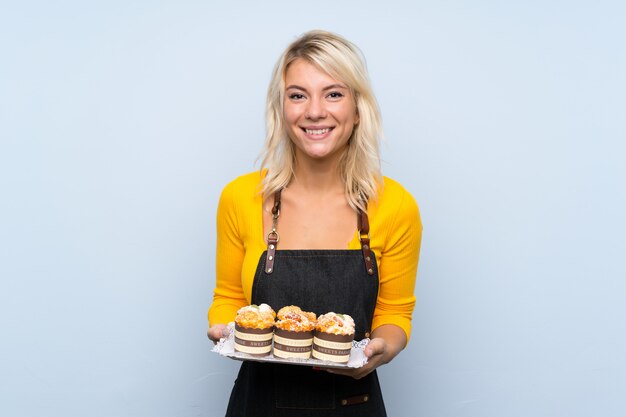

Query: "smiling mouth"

xmin=302 ymin=127 xmax=333 ymax=135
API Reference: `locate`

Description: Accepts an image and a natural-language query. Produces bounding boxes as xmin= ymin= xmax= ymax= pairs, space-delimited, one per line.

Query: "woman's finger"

xmin=207 ymin=324 xmax=227 ymax=343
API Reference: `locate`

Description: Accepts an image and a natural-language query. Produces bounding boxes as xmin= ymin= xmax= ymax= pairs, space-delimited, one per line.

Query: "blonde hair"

xmin=259 ymin=30 xmax=383 ymax=212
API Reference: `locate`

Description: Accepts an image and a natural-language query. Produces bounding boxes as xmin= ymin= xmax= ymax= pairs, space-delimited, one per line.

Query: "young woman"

xmin=208 ymin=30 xmax=422 ymax=416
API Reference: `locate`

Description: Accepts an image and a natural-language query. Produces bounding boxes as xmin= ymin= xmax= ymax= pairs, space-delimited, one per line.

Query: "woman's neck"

xmin=290 ymin=156 xmax=344 ymax=195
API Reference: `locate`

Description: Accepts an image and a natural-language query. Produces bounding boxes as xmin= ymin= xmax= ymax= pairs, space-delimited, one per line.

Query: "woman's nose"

xmin=305 ymin=97 xmax=326 ymax=120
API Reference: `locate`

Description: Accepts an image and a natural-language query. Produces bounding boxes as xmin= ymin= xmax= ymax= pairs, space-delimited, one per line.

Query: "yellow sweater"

xmin=208 ymin=172 xmax=422 ymax=340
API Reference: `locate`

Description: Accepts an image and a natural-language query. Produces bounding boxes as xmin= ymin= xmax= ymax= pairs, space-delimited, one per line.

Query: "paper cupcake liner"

xmin=234 ymin=324 xmax=273 ymax=356
xmin=311 ymin=331 xmax=355 ymax=363
xmin=273 ymin=328 xmax=313 ymax=359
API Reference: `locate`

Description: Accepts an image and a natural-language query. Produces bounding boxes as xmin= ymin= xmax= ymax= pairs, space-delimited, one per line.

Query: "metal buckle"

xmin=267 ymin=230 xmax=280 ymax=243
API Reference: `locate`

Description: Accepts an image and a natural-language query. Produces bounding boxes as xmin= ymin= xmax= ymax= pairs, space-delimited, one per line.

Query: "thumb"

xmin=364 ymin=338 xmax=385 ymax=358
xmin=208 ymin=324 xmax=228 ymax=342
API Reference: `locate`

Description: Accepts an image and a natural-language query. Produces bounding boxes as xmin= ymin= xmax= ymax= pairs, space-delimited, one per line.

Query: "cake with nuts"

xmin=233 ymin=304 xmax=276 ymax=356
xmin=312 ymin=312 xmax=355 ymax=363
xmin=273 ymin=305 xmax=317 ymax=359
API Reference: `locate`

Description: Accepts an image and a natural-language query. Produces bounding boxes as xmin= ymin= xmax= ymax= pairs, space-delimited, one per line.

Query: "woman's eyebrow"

xmin=322 ymin=84 xmax=348 ymax=91
xmin=285 ymin=84 xmax=307 ymax=91
xmin=285 ymin=83 xmax=348 ymax=91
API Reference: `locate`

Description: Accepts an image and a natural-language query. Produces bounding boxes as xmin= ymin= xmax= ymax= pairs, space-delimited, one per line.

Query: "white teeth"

xmin=305 ymin=128 xmax=330 ymax=135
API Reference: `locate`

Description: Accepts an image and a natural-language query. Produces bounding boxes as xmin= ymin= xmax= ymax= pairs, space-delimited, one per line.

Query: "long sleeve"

xmin=370 ymin=180 xmax=422 ymax=342
xmin=208 ymin=180 xmax=249 ymax=326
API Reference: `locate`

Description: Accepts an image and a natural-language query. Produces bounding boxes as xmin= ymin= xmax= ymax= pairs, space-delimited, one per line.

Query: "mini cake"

xmin=273 ymin=306 xmax=317 ymax=359
xmin=234 ymin=304 xmax=276 ymax=356
xmin=312 ymin=313 xmax=355 ymax=363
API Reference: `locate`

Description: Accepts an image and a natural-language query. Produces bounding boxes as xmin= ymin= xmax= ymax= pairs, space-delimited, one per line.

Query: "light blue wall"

xmin=1 ymin=1 xmax=624 ymax=416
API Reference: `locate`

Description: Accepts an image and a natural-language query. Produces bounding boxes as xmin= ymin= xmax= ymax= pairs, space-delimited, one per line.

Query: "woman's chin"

xmin=296 ymin=145 xmax=346 ymax=162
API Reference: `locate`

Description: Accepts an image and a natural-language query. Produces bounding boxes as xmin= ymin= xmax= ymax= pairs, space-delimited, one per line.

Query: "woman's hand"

xmin=319 ymin=324 xmax=407 ymax=379
xmin=322 ymin=337 xmax=389 ymax=379
xmin=207 ymin=324 xmax=229 ymax=344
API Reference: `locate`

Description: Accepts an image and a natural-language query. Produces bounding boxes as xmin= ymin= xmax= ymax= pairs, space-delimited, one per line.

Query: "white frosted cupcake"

xmin=273 ymin=306 xmax=317 ymax=359
xmin=312 ymin=313 xmax=355 ymax=363
xmin=233 ymin=304 xmax=275 ymax=357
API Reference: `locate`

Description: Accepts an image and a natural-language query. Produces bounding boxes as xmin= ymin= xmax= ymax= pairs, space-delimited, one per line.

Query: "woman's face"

xmin=283 ymin=59 xmax=358 ymax=164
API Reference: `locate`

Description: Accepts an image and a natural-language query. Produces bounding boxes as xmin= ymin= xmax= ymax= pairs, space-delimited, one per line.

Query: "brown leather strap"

xmin=358 ymin=208 xmax=375 ymax=275
xmin=271 ymin=189 xmax=281 ymax=216
xmin=341 ymin=394 xmax=370 ymax=406
xmin=264 ymin=190 xmax=281 ymax=274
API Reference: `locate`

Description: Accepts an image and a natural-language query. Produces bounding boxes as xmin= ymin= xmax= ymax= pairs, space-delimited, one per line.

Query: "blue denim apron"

xmin=225 ymin=192 xmax=386 ymax=417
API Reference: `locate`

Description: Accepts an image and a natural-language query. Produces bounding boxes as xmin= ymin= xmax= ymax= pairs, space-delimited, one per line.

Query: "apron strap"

xmin=358 ymin=208 xmax=375 ymax=276
xmin=265 ymin=190 xmax=375 ymax=275
xmin=264 ymin=190 xmax=281 ymax=274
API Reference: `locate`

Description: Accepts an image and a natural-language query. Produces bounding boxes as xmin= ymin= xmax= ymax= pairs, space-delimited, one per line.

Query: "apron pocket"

xmin=273 ymin=364 xmax=336 ymax=410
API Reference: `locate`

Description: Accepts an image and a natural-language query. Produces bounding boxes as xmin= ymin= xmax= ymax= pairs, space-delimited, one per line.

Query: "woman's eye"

xmin=327 ymin=91 xmax=344 ymax=99
xmin=289 ymin=93 xmax=305 ymax=100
